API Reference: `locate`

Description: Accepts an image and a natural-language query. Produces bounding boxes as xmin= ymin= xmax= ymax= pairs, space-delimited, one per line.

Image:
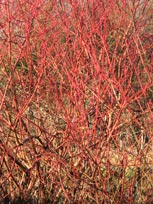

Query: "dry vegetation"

xmin=0 ymin=0 xmax=153 ymax=203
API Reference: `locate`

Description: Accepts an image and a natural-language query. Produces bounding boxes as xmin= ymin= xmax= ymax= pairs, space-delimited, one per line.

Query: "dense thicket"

xmin=0 ymin=0 xmax=152 ymax=203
